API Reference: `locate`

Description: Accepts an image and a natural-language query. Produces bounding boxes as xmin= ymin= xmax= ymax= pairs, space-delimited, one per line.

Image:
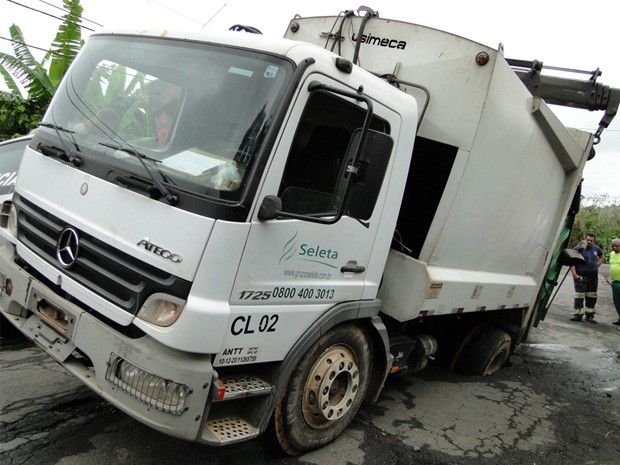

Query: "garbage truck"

xmin=0 ymin=6 xmax=618 ymax=455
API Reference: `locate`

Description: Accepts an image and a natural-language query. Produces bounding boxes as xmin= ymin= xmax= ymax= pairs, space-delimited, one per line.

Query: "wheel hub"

xmin=302 ymin=344 xmax=359 ymax=428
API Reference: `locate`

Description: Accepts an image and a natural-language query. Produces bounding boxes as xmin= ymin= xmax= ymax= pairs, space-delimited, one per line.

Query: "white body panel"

xmin=16 ymin=146 xmax=214 ymax=282
xmin=285 ymin=17 xmax=496 ymax=150
xmin=379 ymin=63 xmax=590 ymax=321
xmin=286 ymin=15 xmax=592 ymax=322
xmin=133 ymin=220 xmax=250 ymax=353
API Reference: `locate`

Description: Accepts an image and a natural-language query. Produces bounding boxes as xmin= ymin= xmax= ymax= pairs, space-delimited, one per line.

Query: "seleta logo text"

xmin=299 ymin=244 xmax=339 ymax=260
xmin=280 ymin=232 xmax=339 ymax=269
xmin=137 ymin=238 xmax=182 ymax=263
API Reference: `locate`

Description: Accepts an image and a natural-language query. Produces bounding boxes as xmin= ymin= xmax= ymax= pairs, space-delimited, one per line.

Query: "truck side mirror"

xmin=257 ymin=195 xmax=282 ymax=221
xmin=557 ymin=248 xmax=585 ymax=267
xmin=334 ymin=129 xmax=394 ymax=221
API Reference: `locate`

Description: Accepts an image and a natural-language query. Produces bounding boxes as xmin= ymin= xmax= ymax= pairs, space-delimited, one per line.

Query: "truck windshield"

xmin=38 ymin=34 xmax=293 ymax=201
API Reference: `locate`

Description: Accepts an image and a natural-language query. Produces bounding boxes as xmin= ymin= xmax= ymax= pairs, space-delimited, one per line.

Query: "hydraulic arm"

xmin=507 ymin=58 xmax=620 ymax=144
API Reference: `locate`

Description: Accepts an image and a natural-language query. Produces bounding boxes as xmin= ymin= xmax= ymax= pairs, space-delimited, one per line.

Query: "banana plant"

xmin=0 ymin=24 xmax=55 ymax=102
xmin=0 ymin=0 xmax=84 ymax=139
xmin=47 ymin=0 xmax=84 ymax=89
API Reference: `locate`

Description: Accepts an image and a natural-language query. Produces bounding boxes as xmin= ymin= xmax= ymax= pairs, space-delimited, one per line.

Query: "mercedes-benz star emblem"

xmin=56 ymin=228 xmax=80 ymax=268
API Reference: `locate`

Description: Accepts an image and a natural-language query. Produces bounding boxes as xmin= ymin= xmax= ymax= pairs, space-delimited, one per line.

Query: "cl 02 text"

xmin=231 ymin=314 xmax=279 ymax=335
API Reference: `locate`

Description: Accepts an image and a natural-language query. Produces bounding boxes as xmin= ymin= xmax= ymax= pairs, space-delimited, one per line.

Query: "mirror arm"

xmin=262 ymin=206 xmax=368 ymax=227
xmin=278 ymin=210 xmax=343 ymax=225
xmin=258 ymin=195 xmax=344 ymax=224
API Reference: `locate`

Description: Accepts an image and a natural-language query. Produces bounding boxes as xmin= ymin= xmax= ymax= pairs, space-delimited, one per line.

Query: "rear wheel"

xmin=456 ymin=326 xmax=511 ymax=376
xmin=274 ymin=323 xmax=372 ymax=455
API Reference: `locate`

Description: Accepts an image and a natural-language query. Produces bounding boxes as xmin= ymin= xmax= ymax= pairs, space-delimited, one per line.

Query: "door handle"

xmin=340 ymin=265 xmax=365 ymax=273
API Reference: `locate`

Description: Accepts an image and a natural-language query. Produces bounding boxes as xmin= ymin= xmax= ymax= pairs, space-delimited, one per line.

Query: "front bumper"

xmin=0 ymin=244 xmax=214 ymax=442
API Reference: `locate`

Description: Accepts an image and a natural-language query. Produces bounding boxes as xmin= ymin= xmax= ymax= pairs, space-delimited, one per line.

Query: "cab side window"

xmin=279 ymin=91 xmax=389 ymax=215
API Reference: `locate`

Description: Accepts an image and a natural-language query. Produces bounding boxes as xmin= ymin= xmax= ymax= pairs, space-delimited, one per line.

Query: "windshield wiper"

xmin=37 ymin=122 xmax=82 ymax=166
xmin=99 ymin=142 xmax=178 ymax=205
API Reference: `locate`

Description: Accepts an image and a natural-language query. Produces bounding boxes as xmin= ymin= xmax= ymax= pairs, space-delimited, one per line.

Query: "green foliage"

xmin=0 ymin=59 xmax=24 ymax=99
xmin=0 ymin=0 xmax=84 ymax=140
xmin=48 ymin=0 xmax=84 ymax=89
xmin=0 ymin=98 xmax=46 ymax=139
xmin=0 ymin=24 xmax=55 ymax=105
xmin=570 ymin=194 xmax=620 ymax=261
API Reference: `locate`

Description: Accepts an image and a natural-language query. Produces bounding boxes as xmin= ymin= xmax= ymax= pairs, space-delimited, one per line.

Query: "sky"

xmin=1 ymin=0 xmax=619 ymax=203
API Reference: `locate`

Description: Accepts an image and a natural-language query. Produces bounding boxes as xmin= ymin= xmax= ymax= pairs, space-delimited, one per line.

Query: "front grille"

xmin=14 ymin=194 xmax=191 ymax=315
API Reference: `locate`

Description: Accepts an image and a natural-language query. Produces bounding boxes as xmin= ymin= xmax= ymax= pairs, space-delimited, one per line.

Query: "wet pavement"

xmin=1 ymin=266 xmax=618 ymax=464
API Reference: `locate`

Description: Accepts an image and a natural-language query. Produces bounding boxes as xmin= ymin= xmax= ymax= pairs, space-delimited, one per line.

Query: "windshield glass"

xmin=39 ymin=35 xmax=293 ymax=200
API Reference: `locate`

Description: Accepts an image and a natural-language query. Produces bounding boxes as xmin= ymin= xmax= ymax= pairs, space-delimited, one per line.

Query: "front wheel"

xmin=274 ymin=323 xmax=372 ymax=455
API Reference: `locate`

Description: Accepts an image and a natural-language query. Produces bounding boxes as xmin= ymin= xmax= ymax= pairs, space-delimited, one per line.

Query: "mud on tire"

xmin=274 ymin=323 xmax=372 ymax=455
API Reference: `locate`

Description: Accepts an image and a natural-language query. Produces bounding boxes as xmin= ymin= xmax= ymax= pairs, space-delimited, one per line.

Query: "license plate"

xmin=23 ymin=314 xmax=76 ymax=362
xmin=26 ymin=283 xmax=82 ymax=340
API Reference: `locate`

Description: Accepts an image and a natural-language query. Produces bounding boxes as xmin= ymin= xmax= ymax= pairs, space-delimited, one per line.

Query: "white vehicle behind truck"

xmin=0 ymin=6 xmax=618 ymax=454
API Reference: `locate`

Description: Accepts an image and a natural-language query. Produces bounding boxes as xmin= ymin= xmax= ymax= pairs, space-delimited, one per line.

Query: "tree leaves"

xmin=570 ymin=195 xmax=620 ymax=260
xmin=0 ymin=0 xmax=84 ymax=140
xmin=0 ymin=65 xmax=23 ymax=100
xmin=0 ymin=97 xmax=44 ymax=139
xmin=48 ymin=0 xmax=84 ymax=89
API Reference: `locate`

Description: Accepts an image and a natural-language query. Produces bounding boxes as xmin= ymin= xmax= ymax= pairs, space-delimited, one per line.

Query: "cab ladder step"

xmin=215 ymin=374 xmax=272 ymax=400
xmin=203 ymin=417 xmax=260 ymax=444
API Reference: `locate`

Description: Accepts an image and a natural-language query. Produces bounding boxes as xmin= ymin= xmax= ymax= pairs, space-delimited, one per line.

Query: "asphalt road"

xmin=1 ymin=266 xmax=619 ymax=465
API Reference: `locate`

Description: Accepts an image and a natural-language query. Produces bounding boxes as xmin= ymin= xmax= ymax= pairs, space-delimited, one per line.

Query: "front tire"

xmin=274 ymin=323 xmax=372 ymax=455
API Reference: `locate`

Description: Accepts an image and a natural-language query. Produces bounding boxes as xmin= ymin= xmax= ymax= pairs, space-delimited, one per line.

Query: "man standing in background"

xmin=570 ymin=233 xmax=604 ymax=322
xmin=607 ymin=238 xmax=620 ymax=329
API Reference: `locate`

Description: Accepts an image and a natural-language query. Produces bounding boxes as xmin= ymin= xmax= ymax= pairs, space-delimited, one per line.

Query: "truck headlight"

xmin=137 ymin=294 xmax=185 ymax=327
xmin=105 ymin=354 xmax=190 ymax=414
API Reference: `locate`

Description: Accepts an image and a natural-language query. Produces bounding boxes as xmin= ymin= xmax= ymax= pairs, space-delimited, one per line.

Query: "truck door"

xmin=227 ymin=78 xmax=397 ymax=362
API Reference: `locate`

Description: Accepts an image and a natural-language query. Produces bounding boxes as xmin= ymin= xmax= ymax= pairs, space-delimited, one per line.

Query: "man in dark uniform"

xmin=570 ymin=233 xmax=604 ymax=322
